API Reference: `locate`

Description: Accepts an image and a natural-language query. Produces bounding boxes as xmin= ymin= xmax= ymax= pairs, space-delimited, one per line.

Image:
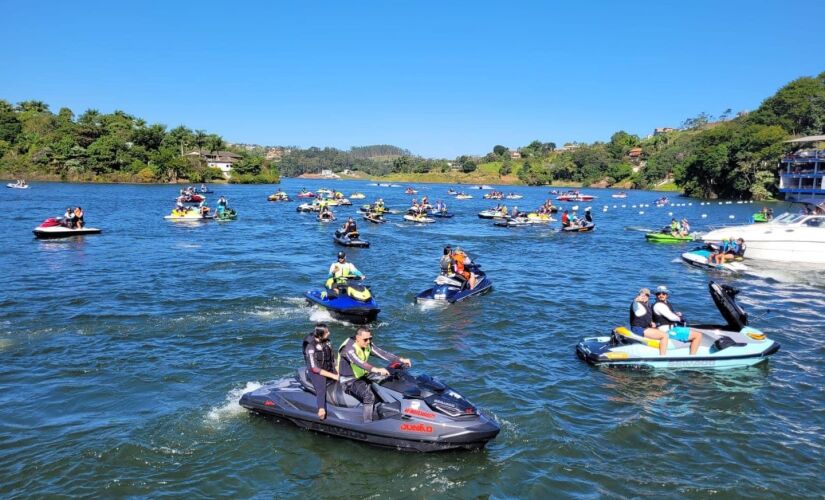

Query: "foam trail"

xmin=206 ymin=381 xmax=263 ymax=423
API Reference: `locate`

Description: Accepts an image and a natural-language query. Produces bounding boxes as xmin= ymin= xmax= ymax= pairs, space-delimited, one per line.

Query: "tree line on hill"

xmin=3 ymin=71 xmax=822 ymax=196
xmin=0 ymin=101 xmax=278 ymax=183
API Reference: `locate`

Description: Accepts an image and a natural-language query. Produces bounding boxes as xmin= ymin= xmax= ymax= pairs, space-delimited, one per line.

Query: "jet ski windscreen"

xmin=709 ymin=281 xmax=748 ymax=330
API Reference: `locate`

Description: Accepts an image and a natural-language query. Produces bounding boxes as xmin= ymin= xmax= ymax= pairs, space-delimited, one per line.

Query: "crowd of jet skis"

xmin=28 ymin=183 xmax=781 ymax=452
xmin=239 ymin=185 xmax=781 ymax=452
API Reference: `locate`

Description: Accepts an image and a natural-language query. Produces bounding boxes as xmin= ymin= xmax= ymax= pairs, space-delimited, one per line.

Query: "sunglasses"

xmin=361 ymin=336 xmax=372 ymax=341
xmin=656 ymin=292 xmax=668 ymax=296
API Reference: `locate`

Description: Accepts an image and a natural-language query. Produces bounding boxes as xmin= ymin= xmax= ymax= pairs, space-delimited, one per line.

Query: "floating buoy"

xmin=639 ymin=211 xmax=645 ymax=215
xmin=701 ymin=214 xmax=708 ymax=218
xmin=621 ymin=205 xmax=626 ymax=208
xmin=632 ymin=205 xmax=637 ymax=208
xmin=688 ymin=203 xmax=692 ymax=206
xmin=668 ymin=212 xmax=673 ymax=216
xmin=729 ymin=215 xmax=735 ymax=219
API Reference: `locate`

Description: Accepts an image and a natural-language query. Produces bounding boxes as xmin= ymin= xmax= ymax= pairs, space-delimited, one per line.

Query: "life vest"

xmin=629 ymin=300 xmax=653 ymax=329
xmin=439 ymin=255 xmax=452 ymax=275
xmin=652 ymin=299 xmax=676 ymax=327
xmin=336 ymin=337 xmax=371 ymax=379
xmin=303 ymin=333 xmax=334 ymax=373
xmin=453 ymin=252 xmax=469 ymax=278
xmin=735 ymin=243 xmax=746 ymax=257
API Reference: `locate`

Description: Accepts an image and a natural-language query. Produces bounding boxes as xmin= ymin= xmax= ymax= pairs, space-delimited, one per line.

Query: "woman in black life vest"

xmin=303 ymin=323 xmax=339 ymax=420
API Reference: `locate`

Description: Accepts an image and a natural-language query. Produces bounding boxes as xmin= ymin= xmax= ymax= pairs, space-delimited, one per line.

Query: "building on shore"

xmin=779 ymin=135 xmax=825 ymax=204
xmin=187 ymin=150 xmax=242 ymax=178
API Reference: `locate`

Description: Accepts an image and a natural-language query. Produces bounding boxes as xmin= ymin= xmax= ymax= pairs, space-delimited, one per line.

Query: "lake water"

xmin=1 ymin=180 xmax=823 ymax=497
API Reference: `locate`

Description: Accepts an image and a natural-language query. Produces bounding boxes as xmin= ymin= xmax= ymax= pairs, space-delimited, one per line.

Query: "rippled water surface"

xmin=1 ymin=180 xmax=823 ymax=497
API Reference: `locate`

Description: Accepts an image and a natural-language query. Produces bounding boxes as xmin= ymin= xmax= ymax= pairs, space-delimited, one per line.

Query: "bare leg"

xmin=689 ymin=330 xmax=701 ymax=355
xmin=644 ymin=328 xmax=668 ymax=356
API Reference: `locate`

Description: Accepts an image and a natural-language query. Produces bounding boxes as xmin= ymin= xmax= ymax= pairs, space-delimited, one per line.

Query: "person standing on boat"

xmin=652 ymin=286 xmax=701 ymax=355
xmin=303 ymin=323 xmax=339 ymax=421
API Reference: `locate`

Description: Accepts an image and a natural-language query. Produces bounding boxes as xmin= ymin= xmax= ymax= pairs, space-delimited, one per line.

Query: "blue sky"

xmin=2 ymin=0 xmax=824 ymax=158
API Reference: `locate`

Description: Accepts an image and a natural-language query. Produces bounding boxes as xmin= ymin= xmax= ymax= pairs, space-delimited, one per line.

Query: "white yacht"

xmin=702 ymin=209 xmax=825 ymax=264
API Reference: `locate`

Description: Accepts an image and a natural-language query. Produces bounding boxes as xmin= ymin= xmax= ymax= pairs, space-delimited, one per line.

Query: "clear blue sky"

xmin=2 ymin=0 xmax=824 ymax=158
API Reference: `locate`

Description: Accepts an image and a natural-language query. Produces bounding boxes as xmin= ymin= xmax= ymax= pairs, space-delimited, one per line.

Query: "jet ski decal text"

xmin=404 ymin=408 xmax=436 ymax=419
xmin=400 ymin=423 xmax=433 ymax=433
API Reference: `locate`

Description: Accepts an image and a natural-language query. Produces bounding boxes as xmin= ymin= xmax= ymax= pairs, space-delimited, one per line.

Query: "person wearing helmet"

xmin=651 ymin=285 xmax=701 ymax=355
xmin=325 ymin=251 xmax=365 ymax=296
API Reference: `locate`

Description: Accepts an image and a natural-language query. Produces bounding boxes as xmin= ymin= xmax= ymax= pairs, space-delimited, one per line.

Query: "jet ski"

xmin=363 ymin=212 xmax=386 ymax=224
xmin=415 ymin=264 xmax=492 ymax=304
xmin=305 ymin=277 xmax=380 ymax=324
xmin=645 ymin=228 xmax=696 ymax=243
xmin=429 ymin=210 xmax=454 ymax=218
xmin=350 ymin=193 xmax=366 ymax=199
xmin=164 ymin=208 xmax=214 ymax=221
xmin=268 ymin=192 xmax=291 ymax=201
xmin=7 ymin=181 xmax=29 ymax=189
xmin=297 ymin=202 xmax=320 ymax=212
xmin=576 ymin=281 xmax=780 ymax=369
xmin=505 ymin=194 xmax=523 ymax=200
xmin=240 ymin=362 xmax=499 ymax=452
xmin=682 ymin=244 xmax=747 ymax=273
xmin=403 ymin=214 xmax=435 ymax=223
xmin=455 ymin=194 xmax=473 ymax=200
xmin=477 ymin=209 xmax=508 ymax=219
xmin=33 ymin=218 xmax=101 ymax=239
xmin=317 ymin=212 xmax=336 ymax=223
xmin=296 ymin=191 xmax=316 ymax=198
xmin=525 ymin=213 xmax=555 ymax=224
xmin=334 ymin=229 xmax=370 ymax=248
xmin=359 ymin=205 xmax=400 ymax=215
xmin=494 ymin=216 xmax=530 ymax=227
xmin=561 ymin=222 xmax=595 ymax=232
xmin=180 ymin=194 xmax=205 ymax=203
xmin=214 ymin=208 xmax=237 ymax=221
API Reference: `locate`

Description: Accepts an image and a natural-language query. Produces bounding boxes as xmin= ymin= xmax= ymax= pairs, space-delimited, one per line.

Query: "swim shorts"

xmin=631 ymin=326 xmax=645 ymax=335
xmin=668 ymin=326 xmax=691 ymax=342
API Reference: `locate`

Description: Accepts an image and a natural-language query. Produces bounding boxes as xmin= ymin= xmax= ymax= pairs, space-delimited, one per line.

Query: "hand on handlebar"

xmin=373 ymin=367 xmax=390 ymax=377
xmin=399 ymin=358 xmax=412 ymax=367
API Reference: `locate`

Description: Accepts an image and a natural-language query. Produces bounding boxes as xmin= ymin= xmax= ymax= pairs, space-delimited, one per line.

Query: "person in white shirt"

xmin=651 ymin=286 xmax=702 ymax=355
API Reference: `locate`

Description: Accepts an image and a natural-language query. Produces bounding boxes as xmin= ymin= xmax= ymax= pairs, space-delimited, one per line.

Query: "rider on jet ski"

xmin=340 ymin=217 xmax=357 ymax=237
xmin=652 ymin=285 xmax=702 ymax=355
xmin=303 ymin=324 xmax=339 ymax=420
xmin=337 ymin=327 xmax=411 ymax=422
xmin=325 ymin=251 xmax=365 ymax=297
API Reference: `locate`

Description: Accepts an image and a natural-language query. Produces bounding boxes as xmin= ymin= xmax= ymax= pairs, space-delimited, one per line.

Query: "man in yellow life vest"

xmin=325 ymin=251 xmax=365 ymax=297
xmin=337 ymin=327 xmax=411 ymax=422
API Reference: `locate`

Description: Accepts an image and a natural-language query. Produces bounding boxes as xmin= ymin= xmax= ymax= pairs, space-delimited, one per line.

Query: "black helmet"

xmin=337 ymin=251 xmax=346 ymax=259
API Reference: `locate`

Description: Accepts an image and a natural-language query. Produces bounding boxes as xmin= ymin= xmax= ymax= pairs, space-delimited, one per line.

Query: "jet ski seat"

xmin=296 ymin=369 xmax=362 ymax=408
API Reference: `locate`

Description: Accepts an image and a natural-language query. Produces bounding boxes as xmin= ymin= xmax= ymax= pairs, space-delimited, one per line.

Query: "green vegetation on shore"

xmin=0 ymin=101 xmax=279 ymax=184
xmin=3 ymin=71 xmax=823 ymax=196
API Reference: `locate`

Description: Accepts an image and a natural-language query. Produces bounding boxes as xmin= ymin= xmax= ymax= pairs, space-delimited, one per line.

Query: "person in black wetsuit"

xmin=303 ymin=323 xmax=339 ymax=420
xmin=341 ymin=217 xmax=357 ymax=237
xmin=336 ymin=327 xmax=411 ymax=422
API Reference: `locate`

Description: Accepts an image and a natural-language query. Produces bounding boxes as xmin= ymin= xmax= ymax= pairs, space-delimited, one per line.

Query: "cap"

xmin=639 ymin=287 xmax=651 ymax=296
xmin=337 ymin=251 xmax=346 ymax=259
xmin=655 ymin=285 xmax=669 ymax=294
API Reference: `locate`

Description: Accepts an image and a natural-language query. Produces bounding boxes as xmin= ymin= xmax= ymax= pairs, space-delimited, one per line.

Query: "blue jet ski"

xmin=305 ymin=277 xmax=380 ymax=324
xmin=429 ymin=210 xmax=454 ymax=218
xmin=415 ymin=264 xmax=492 ymax=304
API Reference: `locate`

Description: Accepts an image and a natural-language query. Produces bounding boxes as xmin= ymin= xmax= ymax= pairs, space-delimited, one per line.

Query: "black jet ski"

xmin=334 ymin=229 xmax=370 ymax=248
xmin=305 ymin=277 xmax=380 ymax=324
xmin=415 ymin=264 xmax=492 ymax=304
xmin=239 ymin=362 xmax=500 ymax=452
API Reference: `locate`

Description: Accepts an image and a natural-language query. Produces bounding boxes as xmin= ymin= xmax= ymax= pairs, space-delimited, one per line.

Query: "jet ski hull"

xmin=304 ymin=290 xmax=379 ymax=324
xmin=240 ymin=373 xmax=499 ymax=452
xmin=645 ymin=232 xmax=695 ymax=243
xmin=333 ymin=231 xmax=370 ymax=248
xmin=416 ymin=276 xmax=493 ymax=304
xmin=33 ymin=227 xmax=102 ymax=239
xmin=561 ymin=223 xmax=595 ymax=232
xmin=576 ymin=332 xmax=779 ymax=370
xmin=681 ymin=249 xmax=747 ymax=273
